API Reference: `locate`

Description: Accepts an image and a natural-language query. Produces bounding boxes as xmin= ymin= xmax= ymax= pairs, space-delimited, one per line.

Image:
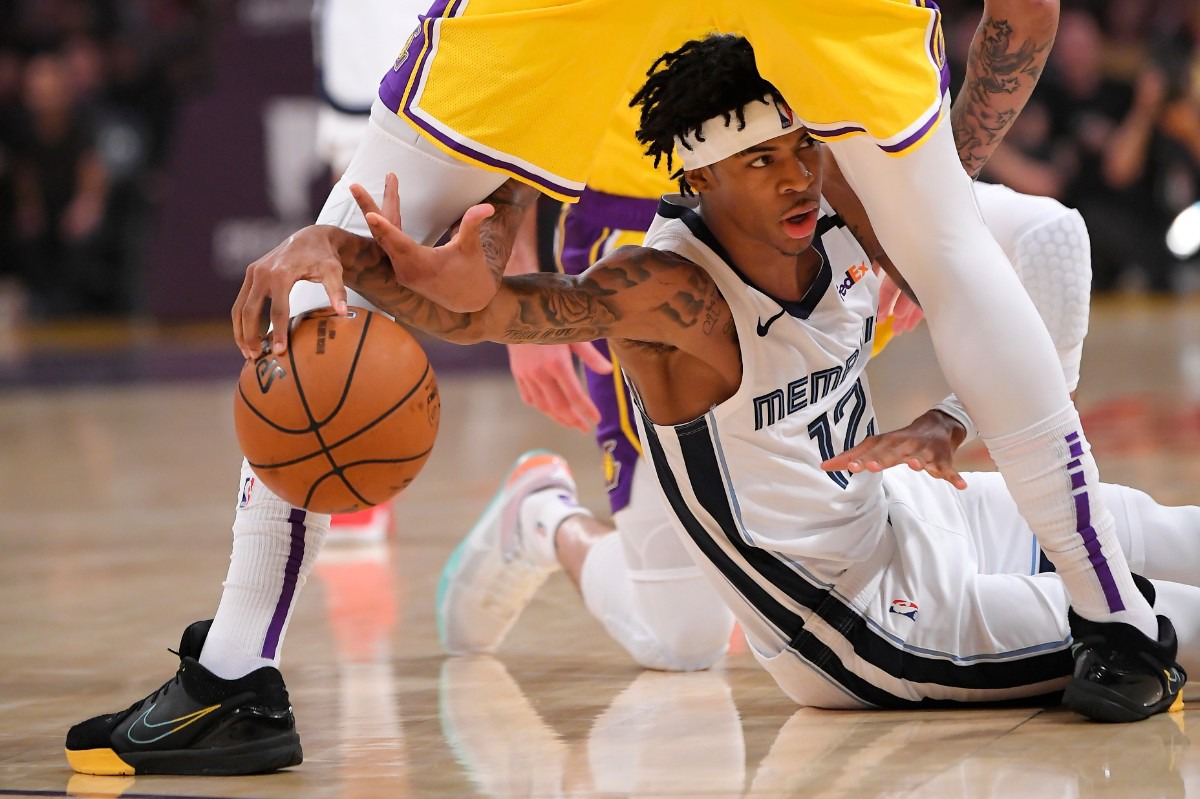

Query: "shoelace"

xmin=118 ymin=649 xmax=185 ymax=719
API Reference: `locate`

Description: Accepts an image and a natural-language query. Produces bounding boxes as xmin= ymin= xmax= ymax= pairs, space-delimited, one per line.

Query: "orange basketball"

xmin=233 ymin=307 xmax=440 ymax=514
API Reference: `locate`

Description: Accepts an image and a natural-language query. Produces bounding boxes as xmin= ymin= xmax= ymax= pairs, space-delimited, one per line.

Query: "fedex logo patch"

xmin=837 ymin=262 xmax=870 ymax=299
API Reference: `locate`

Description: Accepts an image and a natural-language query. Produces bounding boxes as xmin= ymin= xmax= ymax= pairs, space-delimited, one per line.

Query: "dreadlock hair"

xmin=630 ymin=33 xmax=784 ymax=196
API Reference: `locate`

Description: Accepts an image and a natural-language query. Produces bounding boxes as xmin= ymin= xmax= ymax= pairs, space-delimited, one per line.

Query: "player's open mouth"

xmin=781 ymin=207 xmax=818 ymax=239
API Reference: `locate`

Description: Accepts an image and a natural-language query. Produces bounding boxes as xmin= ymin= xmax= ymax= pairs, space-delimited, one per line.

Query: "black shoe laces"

xmin=117 ymin=649 xmax=186 ymax=719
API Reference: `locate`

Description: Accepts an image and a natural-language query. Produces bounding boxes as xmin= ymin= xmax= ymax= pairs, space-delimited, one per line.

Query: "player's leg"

xmin=65 ymin=99 xmax=380 ymax=790
xmin=575 ymin=463 xmax=735 ymax=671
xmin=827 ymin=118 xmax=1151 ymax=627
xmin=824 ymin=123 xmax=1170 ymax=719
xmin=63 ymin=462 xmax=314 ymax=776
xmin=735 ymin=0 xmax=1163 ymax=719
xmin=950 ymin=472 xmax=1193 ymax=715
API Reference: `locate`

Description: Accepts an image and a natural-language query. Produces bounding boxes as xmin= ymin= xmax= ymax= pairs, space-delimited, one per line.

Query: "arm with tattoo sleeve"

xmin=231 ymin=177 xmax=539 ymax=358
xmin=346 ymin=234 xmax=714 ymax=355
xmin=952 ymin=0 xmax=1060 ymax=178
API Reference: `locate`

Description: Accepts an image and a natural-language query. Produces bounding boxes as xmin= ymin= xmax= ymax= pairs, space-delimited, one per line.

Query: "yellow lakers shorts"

xmin=381 ymin=0 xmax=948 ymax=200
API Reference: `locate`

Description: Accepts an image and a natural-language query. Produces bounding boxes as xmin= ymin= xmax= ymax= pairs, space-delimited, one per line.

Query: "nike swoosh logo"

xmin=757 ymin=308 xmax=786 ymax=337
xmin=126 ymin=701 xmax=222 ymax=744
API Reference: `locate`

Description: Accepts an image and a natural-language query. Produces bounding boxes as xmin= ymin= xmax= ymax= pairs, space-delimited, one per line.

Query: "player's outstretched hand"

xmin=508 ymin=341 xmax=613 ymax=433
xmin=821 ymin=409 xmax=967 ymax=490
xmin=351 ymin=172 xmax=501 ymax=313
xmin=233 ymin=226 xmax=350 ymax=359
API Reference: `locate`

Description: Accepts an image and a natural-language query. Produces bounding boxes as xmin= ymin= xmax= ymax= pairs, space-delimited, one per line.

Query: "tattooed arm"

xmin=350 ymin=231 xmax=720 ymax=354
xmin=952 ymin=0 xmax=1060 ymax=178
xmin=232 ymin=177 xmax=537 ymax=359
xmin=345 ymin=173 xmax=726 ymax=353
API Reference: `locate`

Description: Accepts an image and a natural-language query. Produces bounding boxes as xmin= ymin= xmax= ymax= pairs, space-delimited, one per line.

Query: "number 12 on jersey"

xmin=807 ymin=376 xmax=875 ymax=488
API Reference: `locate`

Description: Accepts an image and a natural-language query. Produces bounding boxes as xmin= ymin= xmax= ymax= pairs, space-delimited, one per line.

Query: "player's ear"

xmin=683 ymin=167 xmax=713 ymax=192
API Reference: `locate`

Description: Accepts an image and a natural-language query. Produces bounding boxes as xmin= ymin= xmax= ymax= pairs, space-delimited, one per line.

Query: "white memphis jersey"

xmin=634 ymin=198 xmax=1080 ymax=711
xmin=634 ymin=195 xmax=886 ymax=655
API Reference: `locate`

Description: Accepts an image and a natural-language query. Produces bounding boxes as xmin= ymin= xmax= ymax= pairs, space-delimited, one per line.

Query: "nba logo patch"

xmin=238 ymin=476 xmax=255 ymax=508
xmin=889 ymin=599 xmax=918 ymax=621
xmin=773 ymin=98 xmax=795 ymax=130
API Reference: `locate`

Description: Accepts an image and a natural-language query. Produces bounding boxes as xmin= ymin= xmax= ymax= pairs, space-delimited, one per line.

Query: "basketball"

xmin=233 ymin=307 xmax=440 ymax=514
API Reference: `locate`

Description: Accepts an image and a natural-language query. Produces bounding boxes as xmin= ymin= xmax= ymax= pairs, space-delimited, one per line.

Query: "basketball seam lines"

xmin=244 ymin=361 xmax=432 ymax=469
xmin=293 ymin=312 xmax=374 ymax=508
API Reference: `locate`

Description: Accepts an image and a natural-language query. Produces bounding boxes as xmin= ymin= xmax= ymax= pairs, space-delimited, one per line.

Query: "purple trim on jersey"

xmin=576 ymin=189 xmax=659 ymax=232
xmin=378 ymin=0 xmax=457 ymax=114
xmin=878 ymin=106 xmax=944 ymax=154
xmin=809 ymin=123 xmax=869 ymax=140
xmin=927 ymin=2 xmax=952 ymax=97
xmin=1065 ymin=433 xmax=1124 ymax=612
xmin=403 ymin=105 xmax=581 ymax=199
xmin=261 ymin=508 xmax=307 ymax=659
xmin=811 ymin=2 xmax=949 ymax=153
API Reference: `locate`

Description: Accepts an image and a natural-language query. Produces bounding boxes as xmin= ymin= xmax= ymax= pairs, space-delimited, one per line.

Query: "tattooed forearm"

xmin=951 ymin=8 xmax=1057 ymax=178
xmin=338 ymin=232 xmax=475 ymax=337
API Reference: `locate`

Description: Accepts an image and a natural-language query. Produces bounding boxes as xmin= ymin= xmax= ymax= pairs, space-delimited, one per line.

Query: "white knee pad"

xmin=975 ymin=183 xmax=1091 ymax=392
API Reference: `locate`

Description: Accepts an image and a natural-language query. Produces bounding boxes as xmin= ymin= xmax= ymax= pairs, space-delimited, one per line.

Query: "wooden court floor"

xmin=3 ymin=297 xmax=1200 ymax=798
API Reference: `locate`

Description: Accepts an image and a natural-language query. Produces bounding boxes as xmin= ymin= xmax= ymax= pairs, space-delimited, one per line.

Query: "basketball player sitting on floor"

xmin=58 ymin=19 xmax=1172 ymax=780
xmin=345 ymin=35 xmax=1195 ymax=719
xmin=434 ymin=44 xmax=1095 ymax=678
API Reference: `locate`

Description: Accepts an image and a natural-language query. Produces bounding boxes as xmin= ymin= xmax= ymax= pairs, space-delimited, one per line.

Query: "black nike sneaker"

xmin=65 ymin=620 xmax=302 ymax=775
xmin=1063 ymin=576 xmax=1187 ymax=723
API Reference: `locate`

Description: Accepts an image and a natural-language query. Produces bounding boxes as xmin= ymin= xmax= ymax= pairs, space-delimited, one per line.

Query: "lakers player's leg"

xmin=200 ymin=463 xmax=332 ymax=679
xmin=208 ymin=93 xmax=505 ymax=679
xmin=731 ymin=1 xmax=1154 ymax=640
xmin=826 ymin=122 xmax=1156 ymax=642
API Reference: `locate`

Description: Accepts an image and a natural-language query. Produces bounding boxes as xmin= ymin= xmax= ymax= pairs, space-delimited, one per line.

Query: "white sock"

xmin=518 ymin=487 xmax=590 ymax=570
xmin=199 ymin=460 xmax=331 ymax=679
xmin=984 ymin=406 xmax=1157 ymax=638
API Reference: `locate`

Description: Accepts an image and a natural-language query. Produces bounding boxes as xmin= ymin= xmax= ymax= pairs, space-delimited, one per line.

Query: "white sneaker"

xmin=437 ymin=451 xmax=575 ymax=654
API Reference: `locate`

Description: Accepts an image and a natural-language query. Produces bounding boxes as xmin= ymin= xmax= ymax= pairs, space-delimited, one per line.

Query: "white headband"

xmin=674 ymin=97 xmax=798 ymax=171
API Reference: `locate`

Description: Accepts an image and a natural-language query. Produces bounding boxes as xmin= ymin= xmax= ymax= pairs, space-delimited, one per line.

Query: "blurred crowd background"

xmin=0 ymin=0 xmax=1197 ymax=323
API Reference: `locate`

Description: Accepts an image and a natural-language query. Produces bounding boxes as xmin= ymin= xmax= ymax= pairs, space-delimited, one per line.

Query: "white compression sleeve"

xmin=932 ymin=186 xmax=1092 ymax=436
xmin=829 ymin=114 xmax=1155 ymax=635
xmin=316 ymin=99 xmax=506 ymax=244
